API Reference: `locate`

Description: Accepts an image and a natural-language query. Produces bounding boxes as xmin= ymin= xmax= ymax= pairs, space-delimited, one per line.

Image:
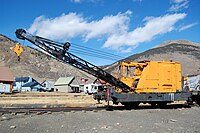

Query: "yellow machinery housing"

xmin=118 ymin=61 xmax=181 ymax=93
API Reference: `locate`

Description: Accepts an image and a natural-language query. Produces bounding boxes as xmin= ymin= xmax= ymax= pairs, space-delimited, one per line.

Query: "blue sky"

xmin=1 ymin=0 xmax=200 ymax=66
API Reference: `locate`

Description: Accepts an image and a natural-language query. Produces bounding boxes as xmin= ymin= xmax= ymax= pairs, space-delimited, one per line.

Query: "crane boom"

xmin=15 ymin=29 xmax=131 ymax=92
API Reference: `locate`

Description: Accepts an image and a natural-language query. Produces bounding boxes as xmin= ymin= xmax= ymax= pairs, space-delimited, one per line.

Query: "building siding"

xmin=55 ymin=85 xmax=72 ymax=92
xmin=0 ymin=84 xmax=10 ymax=93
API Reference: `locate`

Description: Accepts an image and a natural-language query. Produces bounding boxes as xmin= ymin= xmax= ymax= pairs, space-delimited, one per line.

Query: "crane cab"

xmin=118 ymin=61 xmax=182 ymax=93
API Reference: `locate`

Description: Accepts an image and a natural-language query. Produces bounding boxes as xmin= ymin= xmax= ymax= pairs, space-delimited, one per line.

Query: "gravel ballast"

xmin=0 ymin=106 xmax=199 ymax=133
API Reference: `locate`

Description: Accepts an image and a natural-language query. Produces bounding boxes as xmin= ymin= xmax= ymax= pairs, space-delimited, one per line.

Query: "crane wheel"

xmin=122 ymin=102 xmax=140 ymax=109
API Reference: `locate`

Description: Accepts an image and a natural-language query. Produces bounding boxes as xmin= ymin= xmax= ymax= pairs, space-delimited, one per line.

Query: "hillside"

xmin=105 ymin=40 xmax=200 ymax=76
xmin=1 ymin=34 xmax=199 ymax=82
xmin=0 ymin=34 xmax=95 ymax=82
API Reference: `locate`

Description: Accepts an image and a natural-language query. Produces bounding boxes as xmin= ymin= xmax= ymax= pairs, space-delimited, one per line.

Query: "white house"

xmin=54 ymin=77 xmax=80 ymax=92
xmin=41 ymin=80 xmax=55 ymax=92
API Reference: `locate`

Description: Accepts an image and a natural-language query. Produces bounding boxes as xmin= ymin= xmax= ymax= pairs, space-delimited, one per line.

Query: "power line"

xmin=71 ymin=44 xmax=124 ymax=59
xmin=71 ymin=43 xmax=125 ymax=59
xmin=69 ymin=47 xmax=122 ymax=60
xmin=69 ymin=49 xmax=119 ymax=61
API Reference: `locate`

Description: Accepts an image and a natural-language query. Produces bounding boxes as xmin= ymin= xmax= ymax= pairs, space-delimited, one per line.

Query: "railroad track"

xmin=0 ymin=103 xmax=198 ymax=114
xmin=0 ymin=106 xmax=106 ymax=114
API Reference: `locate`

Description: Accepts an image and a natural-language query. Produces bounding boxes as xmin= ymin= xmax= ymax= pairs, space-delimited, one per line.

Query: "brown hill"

xmin=0 ymin=34 xmax=95 ymax=82
xmin=104 ymin=40 xmax=200 ymax=76
xmin=1 ymin=34 xmax=199 ymax=82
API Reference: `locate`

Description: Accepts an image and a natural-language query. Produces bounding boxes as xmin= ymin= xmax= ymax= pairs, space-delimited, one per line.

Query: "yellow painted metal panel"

xmin=118 ymin=61 xmax=181 ymax=93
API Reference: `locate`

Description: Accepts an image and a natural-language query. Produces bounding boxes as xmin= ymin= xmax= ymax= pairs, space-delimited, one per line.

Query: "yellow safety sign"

xmin=13 ymin=43 xmax=23 ymax=61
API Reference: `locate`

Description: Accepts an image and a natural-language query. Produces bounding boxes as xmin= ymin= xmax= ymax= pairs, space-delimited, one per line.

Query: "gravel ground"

xmin=0 ymin=106 xmax=199 ymax=133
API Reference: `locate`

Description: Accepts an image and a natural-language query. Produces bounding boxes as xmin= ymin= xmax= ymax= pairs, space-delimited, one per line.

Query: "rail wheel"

xmin=196 ymin=99 xmax=200 ymax=106
xmin=150 ymin=102 xmax=157 ymax=108
xmin=122 ymin=102 xmax=140 ymax=109
xmin=157 ymin=102 xmax=168 ymax=108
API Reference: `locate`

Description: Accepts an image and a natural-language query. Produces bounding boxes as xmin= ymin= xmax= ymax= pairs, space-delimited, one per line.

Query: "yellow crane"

xmin=15 ymin=28 xmax=192 ymax=108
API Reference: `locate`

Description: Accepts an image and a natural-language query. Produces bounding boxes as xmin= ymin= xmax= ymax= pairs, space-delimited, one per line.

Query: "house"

xmin=13 ymin=76 xmax=30 ymax=91
xmin=13 ymin=76 xmax=44 ymax=92
xmin=79 ymin=77 xmax=89 ymax=92
xmin=41 ymin=80 xmax=55 ymax=92
xmin=22 ymin=80 xmax=44 ymax=92
xmin=0 ymin=66 xmax=15 ymax=93
xmin=54 ymin=77 xmax=80 ymax=92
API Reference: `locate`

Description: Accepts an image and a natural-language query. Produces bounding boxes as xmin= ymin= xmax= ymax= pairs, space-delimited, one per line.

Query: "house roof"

xmin=22 ymin=80 xmax=43 ymax=87
xmin=0 ymin=66 xmax=15 ymax=82
xmin=70 ymin=78 xmax=80 ymax=86
xmin=54 ymin=77 xmax=74 ymax=86
xmin=15 ymin=77 xmax=30 ymax=82
xmin=41 ymin=80 xmax=55 ymax=85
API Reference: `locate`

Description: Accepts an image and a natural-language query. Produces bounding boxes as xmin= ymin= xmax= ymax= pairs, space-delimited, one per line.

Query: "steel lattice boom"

xmin=15 ymin=29 xmax=131 ymax=92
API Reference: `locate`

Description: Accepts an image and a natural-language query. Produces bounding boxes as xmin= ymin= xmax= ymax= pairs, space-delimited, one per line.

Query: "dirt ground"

xmin=0 ymin=92 xmax=102 ymax=107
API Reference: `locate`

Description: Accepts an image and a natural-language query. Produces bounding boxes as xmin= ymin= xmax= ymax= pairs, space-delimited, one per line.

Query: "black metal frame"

xmin=15 ymin=29 xmax=131 ymax=92
xmin=93 ymin=88 xmax=191 ymax=104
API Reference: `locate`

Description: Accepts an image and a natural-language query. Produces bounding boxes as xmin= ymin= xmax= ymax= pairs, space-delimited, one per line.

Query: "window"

xmin=130 ymin=66 xmax=135 ymax=77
